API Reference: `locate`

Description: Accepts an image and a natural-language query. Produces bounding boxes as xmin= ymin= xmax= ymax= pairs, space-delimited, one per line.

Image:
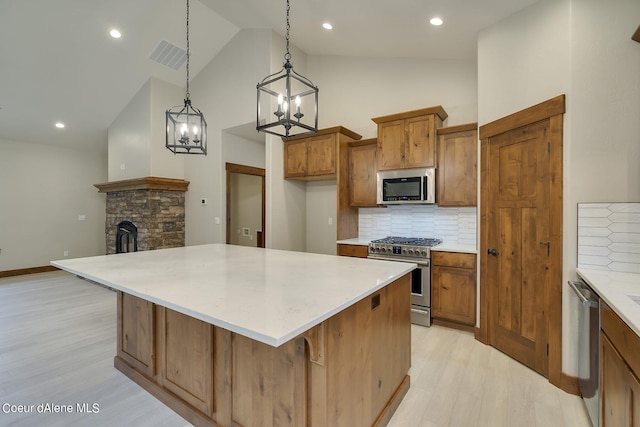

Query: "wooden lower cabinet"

xmin=431 ymin=252 xmax=476 ymax=327
xmin=601 ymin=301 xmax=640 ymax=427
xmin=114 ymin=275 xmax=411 ymax=426
xmin=337 ymin=243 xmax=369 ymax=258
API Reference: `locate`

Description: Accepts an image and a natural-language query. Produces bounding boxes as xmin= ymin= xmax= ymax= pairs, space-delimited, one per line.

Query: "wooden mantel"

xmin=94 ymin=177 xmax=190 ymax=193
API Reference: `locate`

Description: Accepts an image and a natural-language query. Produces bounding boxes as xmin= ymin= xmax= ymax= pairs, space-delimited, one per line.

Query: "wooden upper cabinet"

xmin=349 ymin=138 xmax=378 ymax=207
xmin=437 ymin=123 xmax=478 ymax=207
xmin=283 ymin=127 xmax=361 ymax=181
xmin=405 ymin=115 xmax=436 ymax=168
xmin=307 ymin=134 xmax=337 ymax=176
xmin=376 ymin=120 xmax=406 ymax=170
xmin=372 ymin=106 xmax=447 ymax=171
xmin=284 ymin=139 xmax=308 ymax=178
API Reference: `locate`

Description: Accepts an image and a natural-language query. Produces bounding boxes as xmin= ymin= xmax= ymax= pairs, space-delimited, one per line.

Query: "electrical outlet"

xmin=242 ymin=227 xmax=250 ymax=236
xmin=214 ymin=217 xmax=220 ymax=225
xmin=64 ymin=250 xmax=69 ymax=257
xmin=328 ymin=217 xmax=333 ymax=225
xmin=201 ymin=198 xmax=207 ymax=206
xmin=120 ymin=163 xmax=126 ymax=171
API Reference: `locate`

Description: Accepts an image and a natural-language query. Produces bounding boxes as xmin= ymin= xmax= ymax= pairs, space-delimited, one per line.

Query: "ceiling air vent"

xmin=148 ymin=40 xmax=188 ymax=70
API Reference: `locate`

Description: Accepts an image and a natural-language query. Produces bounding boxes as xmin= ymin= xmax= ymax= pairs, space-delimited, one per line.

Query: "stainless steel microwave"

xmin=377 ymin=168 xmax=436 ymax=205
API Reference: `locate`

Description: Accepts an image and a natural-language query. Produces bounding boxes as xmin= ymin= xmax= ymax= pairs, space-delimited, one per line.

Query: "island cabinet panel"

xmin=600 ymin=301 xmax=640 ymax=427
xmin=115 ymin=274 xmax=411 ymax=427
xmin=315 ymin=273 xmax=411 ymax=426
xmin=158 ymin=308 xmax=214 ymax=416
xmin=117 ymin=292 xmax=155 ymax=377
xmin=230 ymin=335 xmax=306 ymax=426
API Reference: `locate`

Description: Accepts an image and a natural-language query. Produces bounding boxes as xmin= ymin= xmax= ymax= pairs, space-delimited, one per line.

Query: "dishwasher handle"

xmin=568 ymin=280 xmax=599 ymax=308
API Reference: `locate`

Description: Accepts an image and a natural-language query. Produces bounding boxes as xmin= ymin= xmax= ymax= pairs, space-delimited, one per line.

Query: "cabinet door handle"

xmin=488 ymin=248 xmax=498 ymax=256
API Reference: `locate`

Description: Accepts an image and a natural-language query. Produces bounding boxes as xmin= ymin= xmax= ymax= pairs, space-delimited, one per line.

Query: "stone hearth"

xmin=94 ymin=177 xmax=189 ymax=255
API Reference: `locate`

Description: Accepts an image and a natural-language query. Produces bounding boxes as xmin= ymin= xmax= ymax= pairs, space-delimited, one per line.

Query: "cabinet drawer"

xmin=601 ymin=301 xmax=640 ymax=378
xmin=432 ymin=252 xmax=476 ymax=269
xmin=337 ymin=244 xmax=369 ymax=258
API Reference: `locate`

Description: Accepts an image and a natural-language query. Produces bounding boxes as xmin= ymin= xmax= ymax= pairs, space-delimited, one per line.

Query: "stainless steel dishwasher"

xmin=569 ymin=279 xmax=600 ymax=427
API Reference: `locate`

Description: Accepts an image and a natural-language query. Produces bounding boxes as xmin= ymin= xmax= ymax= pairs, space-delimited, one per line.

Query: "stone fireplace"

xmin=94 ymin=177 xmax=189 ymax=255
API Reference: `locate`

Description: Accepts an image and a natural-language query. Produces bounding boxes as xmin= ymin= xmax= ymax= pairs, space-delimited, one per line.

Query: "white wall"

xmin=309 ymin=56 xmax=478 ymax=137
xmin=478 ymin=0 xmax=640 ymax=375
xmin=306 ymin=182 xmax=337 ymax=255
xmin=0 ymin=139 xmax=106 ymax=270
xmin=108 ymin=77 xmax=185 ymax=181
xmin=108 ymin=79 xmax=152 ymax=181
xmin=184 ymin=29 xmax=274 ymax=246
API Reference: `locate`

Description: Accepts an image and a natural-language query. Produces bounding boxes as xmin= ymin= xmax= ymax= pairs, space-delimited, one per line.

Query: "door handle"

xmin=539 ymin=241 xmax=550 ymax=256
xmin=488 ymin=248 xmax=499 ymax=256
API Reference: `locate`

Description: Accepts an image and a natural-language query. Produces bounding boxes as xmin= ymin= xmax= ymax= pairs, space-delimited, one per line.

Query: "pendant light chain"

xmin=284 ymin=0 xmax=291 ymax=61
xmin=185 ymin=0 xmax=191 ymax=101
xmin=165 ymin=0 xmax=207 ymax=155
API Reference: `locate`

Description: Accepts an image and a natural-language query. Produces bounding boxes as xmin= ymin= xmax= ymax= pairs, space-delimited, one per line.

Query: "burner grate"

xmin=371 ymin=236 xmax=442 ymax=247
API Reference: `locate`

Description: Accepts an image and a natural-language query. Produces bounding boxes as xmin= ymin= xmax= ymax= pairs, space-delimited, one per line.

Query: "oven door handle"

xmin=367 ymin=255 xmax=429 ymax=266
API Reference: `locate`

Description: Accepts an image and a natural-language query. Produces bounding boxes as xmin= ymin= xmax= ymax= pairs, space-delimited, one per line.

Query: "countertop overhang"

xmin=52 ymin=244 xmax=415 ymax=347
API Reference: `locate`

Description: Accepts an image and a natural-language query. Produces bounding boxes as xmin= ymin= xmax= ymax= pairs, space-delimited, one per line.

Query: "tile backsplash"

xmin=359 ymin=205 xmax=477 ymax=247
xmin=578 ymin=203 xmax=640 ymax=273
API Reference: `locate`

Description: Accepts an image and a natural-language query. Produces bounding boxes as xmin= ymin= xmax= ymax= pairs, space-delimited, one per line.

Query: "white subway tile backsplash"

xmin=358 ymin=205 xmax=477 ymax=247
xmin=578 ymin=203 xmax=640 ymax=271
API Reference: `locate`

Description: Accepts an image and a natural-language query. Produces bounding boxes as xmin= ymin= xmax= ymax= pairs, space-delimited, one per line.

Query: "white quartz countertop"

xmin=577 ymin=268 xmax=640 ymax=337
xmin=52 ymin=244 xmax=415 ymax=347
xmin=431 ymin=245 xmax=477 ymax=254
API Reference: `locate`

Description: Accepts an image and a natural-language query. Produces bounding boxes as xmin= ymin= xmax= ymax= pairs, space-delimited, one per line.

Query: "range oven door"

xmin=367 ymin=255 xmax=431 ymax=327
xmin=409 ymin=262 xmax=431 ymax=327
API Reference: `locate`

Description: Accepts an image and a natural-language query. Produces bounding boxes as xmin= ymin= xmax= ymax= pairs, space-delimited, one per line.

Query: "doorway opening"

xmin=226 ymin=163 xmax=266 ymax=248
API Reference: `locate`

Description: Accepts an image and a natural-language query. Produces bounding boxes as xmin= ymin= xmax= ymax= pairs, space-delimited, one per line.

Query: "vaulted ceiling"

xmin=0 ymin=0 xmax=538 ymax=152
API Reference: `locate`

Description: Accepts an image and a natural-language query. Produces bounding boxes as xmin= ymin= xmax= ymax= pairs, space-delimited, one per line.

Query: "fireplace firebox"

xmin=116 ymin=221 xmax=138 ymax=253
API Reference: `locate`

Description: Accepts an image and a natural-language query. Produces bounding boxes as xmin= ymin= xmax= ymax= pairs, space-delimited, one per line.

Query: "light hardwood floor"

xmin=0 ymin=271 xmax=590 ymax=427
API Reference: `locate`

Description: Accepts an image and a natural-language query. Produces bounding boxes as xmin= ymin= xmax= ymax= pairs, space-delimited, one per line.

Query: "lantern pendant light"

xmin=256 ymin=0 xmax=319 ymax=139
xmin=166 ymin=0 xmax=207 ymax=155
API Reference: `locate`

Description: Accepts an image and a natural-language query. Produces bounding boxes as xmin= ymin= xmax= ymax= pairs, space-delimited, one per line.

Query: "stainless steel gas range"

xmin=367 ymin=236 xmax=442 ymax=327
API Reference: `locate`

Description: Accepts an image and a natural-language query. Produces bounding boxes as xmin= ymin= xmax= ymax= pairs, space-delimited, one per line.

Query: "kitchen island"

xmin=52 ymin=244 xmax=414 ymax=427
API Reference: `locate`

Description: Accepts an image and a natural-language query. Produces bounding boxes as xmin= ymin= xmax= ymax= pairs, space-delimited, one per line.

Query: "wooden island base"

xmin=114 ymin=274 xmax=411 ymax=427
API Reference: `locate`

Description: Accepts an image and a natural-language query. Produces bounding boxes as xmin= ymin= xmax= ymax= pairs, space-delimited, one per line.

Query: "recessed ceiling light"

xmin=110 ymin=29 xmax=122 ymax=39
xmin=322 ymin=22 xmax=333 ymax=30
xmin=430 ymin=17 xmax=443 ymax=26
xmin=55 ymin=122 xmax=65 ymax=129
